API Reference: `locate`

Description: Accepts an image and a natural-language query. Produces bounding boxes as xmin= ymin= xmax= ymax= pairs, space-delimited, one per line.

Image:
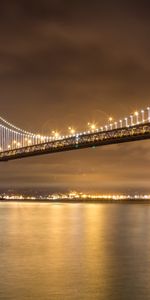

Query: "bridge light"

xmin=124 ymin=117 xmax=128 ymax=127
xmin=119 ymin=120 xmax=123 ymax=128
xmin=55 ymin=132 xmax=59 ymax=138
xmin=91 ymin=124 xmax=96 ymax=130
xmin=88 ymin=123 xmax=97 ymax=131
xmin=134 ymin=111 xmax=139 ymax=116
xmin=114 ymin=122 xmax=117 ymax=129
xmin=109 ymin=117 xmax=113 ymax=122
xmin=40 ymin=136 xmax=45 ymax=142
xmin=68 ymin=127 xmax=75 ymax=135
xmin=141 ymin=110 xmax=145 ymax=123
xmin=147 ymin=107 xmax=150 ymax=121
xmin=52 ymin=131 xmax=59 ymax=139
xmin=130 ymin=115 xmax=134 ymax=126
xmin=134 ymin=111 xmax=139 ymax=124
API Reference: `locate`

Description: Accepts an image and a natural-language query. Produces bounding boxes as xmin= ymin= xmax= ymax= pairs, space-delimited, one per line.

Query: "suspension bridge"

xmin=0 ymin=107 xmax=150 ymax=161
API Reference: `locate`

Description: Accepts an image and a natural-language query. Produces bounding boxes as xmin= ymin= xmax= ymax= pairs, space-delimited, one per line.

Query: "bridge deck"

xmin=0 ymin=123 xmax=150 ymax=161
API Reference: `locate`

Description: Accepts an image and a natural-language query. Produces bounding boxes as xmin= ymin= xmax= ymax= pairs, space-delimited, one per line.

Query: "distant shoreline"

xmin=0 ymin=198 xmax=150 ymax=204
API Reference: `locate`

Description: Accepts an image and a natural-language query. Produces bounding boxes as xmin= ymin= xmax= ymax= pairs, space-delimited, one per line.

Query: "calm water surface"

xmin=0 ymin=202 xmax=150 ymax=300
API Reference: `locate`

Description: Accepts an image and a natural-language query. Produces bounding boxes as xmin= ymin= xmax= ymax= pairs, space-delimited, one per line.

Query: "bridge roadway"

xmin=0 ymin=122 xmax=150 ymax=161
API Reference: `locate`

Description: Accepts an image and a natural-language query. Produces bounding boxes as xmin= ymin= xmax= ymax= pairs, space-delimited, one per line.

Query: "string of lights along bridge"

xmin=0 ymin=107 xmax=150 ymax=161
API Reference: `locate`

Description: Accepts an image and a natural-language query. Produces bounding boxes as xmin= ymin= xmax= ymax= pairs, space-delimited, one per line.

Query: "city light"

xmin=0 ymin=192 xmax=150 ymax=201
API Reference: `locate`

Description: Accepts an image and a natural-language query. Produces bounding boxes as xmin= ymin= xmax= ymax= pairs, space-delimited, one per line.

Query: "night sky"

xmin=0 ymin=0 xmax=150 ymax=193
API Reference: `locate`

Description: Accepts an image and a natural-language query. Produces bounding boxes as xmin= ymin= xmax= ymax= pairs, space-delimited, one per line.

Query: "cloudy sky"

xmin=0 ymin=0 xmax=150 ymax=193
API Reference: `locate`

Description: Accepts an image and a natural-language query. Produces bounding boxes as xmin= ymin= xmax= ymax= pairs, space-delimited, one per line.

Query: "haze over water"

xmin=0 ymin=201 xmax=150 ymax=300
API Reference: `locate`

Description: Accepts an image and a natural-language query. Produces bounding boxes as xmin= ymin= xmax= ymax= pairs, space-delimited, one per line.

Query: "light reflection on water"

xmin=0 ymin=202 xmax=150 ymax=300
